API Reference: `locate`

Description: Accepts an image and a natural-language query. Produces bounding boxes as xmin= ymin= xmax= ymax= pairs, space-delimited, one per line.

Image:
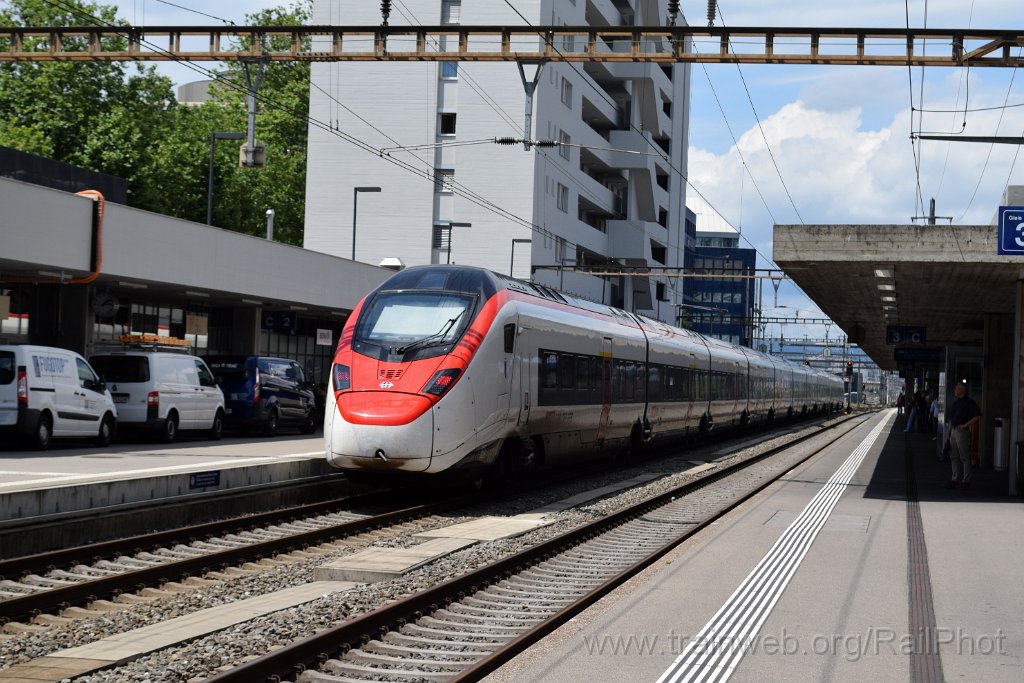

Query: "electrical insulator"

xmin=667 ymin=1 xmax=680 ymax=26
xmin=381 ymin=0 xmax=392 ymax=27
xmin=707 ymin=0 xmax=717 ymax=27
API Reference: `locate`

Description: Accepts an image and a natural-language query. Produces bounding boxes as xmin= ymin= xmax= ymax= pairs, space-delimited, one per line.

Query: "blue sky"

xmin=104 ymin=1 xmax=1023 ymax=331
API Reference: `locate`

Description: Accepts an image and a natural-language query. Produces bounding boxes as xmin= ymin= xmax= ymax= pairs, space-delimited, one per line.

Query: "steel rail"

xmin=206 ymin=413 xmax=868 ymax=683
xmin=0 ymin=493 xmax=455 ymax=625
xmin=0 ymin=25 xmax=1021 ymax=67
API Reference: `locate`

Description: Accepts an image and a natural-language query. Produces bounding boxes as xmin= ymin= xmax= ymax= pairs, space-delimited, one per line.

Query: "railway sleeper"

xmin=442 ymin=600 xmax=554 ymax=617
xmin=461 ymin=594 xmax=570 ymax=612
xmin=0 ymin=580 xmax=43 ymax=594
xmin=313 ymin=660 xmax=453 ymax=682
xmin=400 ymin=623 xmax=517 ymax=643
xmin=481 ymin=584 xmax=581 ymax=600
xmin=364 ymin=639 xmax=490 ymax=661
xmin=20 ymin=574 xmax=78 ymax=588
xmin=382 ymin=631 xmax=502 ymax=652
xmin=422 ymin=613 xmax=542 ymax=633
xmin=342 ymin=647 xmax=484 ymax=671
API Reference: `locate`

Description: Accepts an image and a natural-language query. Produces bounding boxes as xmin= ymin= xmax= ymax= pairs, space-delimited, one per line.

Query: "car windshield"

xmin=90 ymin=356 xmax=150 ymax=383
xmin=355 ymin=291 xmax=474 ymax=349
xmin=206 ymin=358 xmax=250 ymax=382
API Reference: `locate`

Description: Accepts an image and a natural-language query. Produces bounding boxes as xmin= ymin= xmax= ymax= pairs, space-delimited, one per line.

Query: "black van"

xmin=203 ymin=356 xmax=317 ymax=435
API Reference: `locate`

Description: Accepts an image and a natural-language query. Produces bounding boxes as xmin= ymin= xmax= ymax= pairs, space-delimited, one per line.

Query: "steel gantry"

xmin=1 ymin=25 xmax=1022 ymax=67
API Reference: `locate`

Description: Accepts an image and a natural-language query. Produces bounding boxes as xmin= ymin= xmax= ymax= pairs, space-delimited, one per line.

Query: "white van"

xmin=89 ymin=350 xmax=224 ymax=443
xmin=0 ymin=345 xmax=118 ymax=450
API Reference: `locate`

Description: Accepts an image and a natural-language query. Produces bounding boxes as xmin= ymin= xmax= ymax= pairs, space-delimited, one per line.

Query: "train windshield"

xmin=354 ymin=291 xmax=475 ymax=358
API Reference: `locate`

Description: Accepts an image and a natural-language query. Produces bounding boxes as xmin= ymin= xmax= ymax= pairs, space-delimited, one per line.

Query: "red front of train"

xmin=324 ymin=266 xmax=509 ymax=475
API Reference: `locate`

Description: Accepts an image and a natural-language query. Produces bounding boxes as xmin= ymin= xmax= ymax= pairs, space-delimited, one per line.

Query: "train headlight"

xmin=333 ymin=364 xmax=351 ymax=391
xmin=422 ymin=368 xmax=462 ymax=397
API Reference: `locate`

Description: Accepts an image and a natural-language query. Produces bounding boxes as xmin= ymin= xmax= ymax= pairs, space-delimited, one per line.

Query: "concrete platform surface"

xmin=484 ymin=410 xmax=1024 ymax=683
xmin=0 ymin=581 xmax=357 ymax=682
xmin=0 ymin=434 xmax=331 ymax=520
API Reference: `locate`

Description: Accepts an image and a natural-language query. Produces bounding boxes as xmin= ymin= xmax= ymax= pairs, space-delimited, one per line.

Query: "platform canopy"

xmin=773 ymin=223 xmax=1024 ymax=370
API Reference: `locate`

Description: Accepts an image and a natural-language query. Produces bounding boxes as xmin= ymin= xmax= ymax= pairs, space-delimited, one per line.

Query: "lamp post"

xmin=207 ymin=132 xmax=245 ymax=225
xmin=438 ymin=221 xmax=471 ymax=264
xmin=351 ymin=186 xmax=381 ymax=261
xmin=510 ymin=238 xmax=532 ymax=276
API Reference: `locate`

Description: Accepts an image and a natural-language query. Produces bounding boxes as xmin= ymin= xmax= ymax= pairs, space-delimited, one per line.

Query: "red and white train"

xmin=325 ymin=265 xmax=843 ymax=480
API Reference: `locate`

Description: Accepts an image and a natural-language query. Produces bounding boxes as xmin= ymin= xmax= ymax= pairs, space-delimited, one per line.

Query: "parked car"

xmin=89 ymin=349 xmax=224 ymax=443
xmin=203 ymin=356 xmax=316 ymax=435
xmin=0 ymin=345 xmax=118 ymax=449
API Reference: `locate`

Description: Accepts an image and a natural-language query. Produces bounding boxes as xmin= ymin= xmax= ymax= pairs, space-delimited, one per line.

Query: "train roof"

xmin=376 ymin=266 xmax=837 ymax=381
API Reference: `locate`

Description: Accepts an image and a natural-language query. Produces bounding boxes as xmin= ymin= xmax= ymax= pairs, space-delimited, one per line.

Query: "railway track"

xmin=0 ymin=490 xmax=454 ymax=627
xmin=206 ymin=413 xmax=871 ymax=683
xmin=0 ymin=412 xmax=841 ymax=631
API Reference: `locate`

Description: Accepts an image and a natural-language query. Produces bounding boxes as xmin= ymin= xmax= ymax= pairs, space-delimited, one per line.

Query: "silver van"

xmin=90 ymin=350 xmax=225 ymax=443
xmin=0 ymin=345 xmax=118 ymax=449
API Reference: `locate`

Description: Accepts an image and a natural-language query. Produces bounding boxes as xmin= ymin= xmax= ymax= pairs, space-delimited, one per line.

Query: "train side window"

xmin=503 ymin=323 xmax=516 ymax=353
xmin=591 ymin=357 xmax=603 ymax=393
xmin=560 ymin=354 xmax=575 ymax=390
xmin=543 ymin=352 xmax=558 ymax=389
xmin=625 ymin=362 xmax=635 ymax=401
xmin=648 ymin=365 xmax=662 ymax=402
xmin=576 ymin=356 xmax=589 ymax=391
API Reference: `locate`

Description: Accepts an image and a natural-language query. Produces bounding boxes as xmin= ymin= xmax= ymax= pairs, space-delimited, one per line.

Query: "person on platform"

xmin=896 ymin=391 xmax=905 ymax=415
xmin=945 ymin=382 xmax=982 ymax=489
xmin=904 ymin=391 xmax=922 ymax=432
xmin=930 ymin=393 xmax=939 ymax=438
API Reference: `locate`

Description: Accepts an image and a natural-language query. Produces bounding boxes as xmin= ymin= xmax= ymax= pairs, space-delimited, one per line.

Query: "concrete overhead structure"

xmin=773 ymin=186 xmax=1024 ymax=496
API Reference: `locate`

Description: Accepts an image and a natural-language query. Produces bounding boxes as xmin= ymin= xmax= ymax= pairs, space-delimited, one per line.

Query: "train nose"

xmin=327 ymin=391 xmax=434 ymax=472
xmin=338 ymin=391 xmax=432 ymax=426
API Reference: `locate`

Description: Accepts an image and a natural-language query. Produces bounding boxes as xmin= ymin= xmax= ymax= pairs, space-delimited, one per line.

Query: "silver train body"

xmin=324 ymin=266 xmax=844 ymax=478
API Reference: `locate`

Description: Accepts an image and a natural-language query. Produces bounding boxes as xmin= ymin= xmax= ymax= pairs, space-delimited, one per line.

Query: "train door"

xmin=513 ymin=322 xmax=531 ymax=427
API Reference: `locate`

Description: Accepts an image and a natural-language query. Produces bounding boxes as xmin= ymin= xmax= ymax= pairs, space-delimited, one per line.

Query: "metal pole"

xmin=351 ymin=187 xmax=358 ymax=261
xmin=206 ymin=132 xmax=215 ymax=225
xmin=265 ymin=209 xmax=275 ymax=240
xmin=446 ymin=225 xmax=453 ymax=264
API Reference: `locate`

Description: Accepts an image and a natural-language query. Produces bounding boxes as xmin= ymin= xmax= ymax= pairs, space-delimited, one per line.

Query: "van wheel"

xmin=262 ymin=408 xmax=279 ymax=437
xmin=208 ymin=410 xmax=224 ymax=440
xmin=31 ymin=413 xmax=52 ymax=451
xmin=299 ymin=410 xmax=316 ymax=435
xmin=96 ymin=414 xmax=115 ymax=447
xmin=161 ymin=412 xmax=179 ymax=444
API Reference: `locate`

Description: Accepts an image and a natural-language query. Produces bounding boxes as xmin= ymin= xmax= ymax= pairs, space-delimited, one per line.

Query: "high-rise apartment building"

xmin=303 ymin=0 xmax=691 ymax=323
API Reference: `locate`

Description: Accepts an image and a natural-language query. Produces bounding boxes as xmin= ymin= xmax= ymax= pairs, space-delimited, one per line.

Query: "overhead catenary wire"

xmin=499 ymin=0 xmax=783 ymax=283
xmin=904 ymin=0 xmax=926 ymax=219
xmin=712 ymin=3 xmax=805 ymax=225
xmin=40 ymin=0 xmax=580 ymax=256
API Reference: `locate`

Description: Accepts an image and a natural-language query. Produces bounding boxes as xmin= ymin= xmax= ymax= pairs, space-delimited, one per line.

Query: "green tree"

xmin=201 ymin=2 xmax=311 ymax=245
xmin=0 ymin=0 xmax=179 ymax=205
xmin=0 ymin=0 xmax=312 ymax=246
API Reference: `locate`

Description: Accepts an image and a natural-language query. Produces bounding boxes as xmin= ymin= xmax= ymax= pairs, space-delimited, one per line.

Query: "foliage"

xmin=0 ymin=0 xmax=312 ymax=246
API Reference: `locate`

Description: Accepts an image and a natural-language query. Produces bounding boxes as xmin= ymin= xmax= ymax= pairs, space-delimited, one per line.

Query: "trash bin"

xmin=993 ymin=418 xmax=1009 ymax=471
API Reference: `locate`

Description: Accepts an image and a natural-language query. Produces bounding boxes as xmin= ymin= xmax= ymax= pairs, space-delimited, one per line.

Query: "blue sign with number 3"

xmin=998 ymin=206 xmax=1024 ymax=255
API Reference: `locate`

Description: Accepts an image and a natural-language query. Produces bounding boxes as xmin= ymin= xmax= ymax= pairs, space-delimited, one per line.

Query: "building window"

xmin=558 ymin=130 xmax=571 ymax=160
xmin=434 ymin=168 xmax=455 ymax=193
xmin=441 ymin=0 xmax=460 ymax=24
xmin=556 ymin=183 xmax=569 ymax=212
xmin=650 ymin=242 xmax=666 ymax=264
xmin=441 ymin=61 xmax=458 ymax=79
xmin=656 ymin=282 xmax=667 ymax=301
xmin=561 ymin=77 xmax=573 ymax=108
xmin=438 ymin=112 xmax=457 ymax=135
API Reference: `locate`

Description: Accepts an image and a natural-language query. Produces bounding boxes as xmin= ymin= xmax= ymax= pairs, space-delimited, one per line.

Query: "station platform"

xmin=0 ymin=434 xmax=336 ymax=555
xmin=487 ymin=410 xmax=1024 ymax=683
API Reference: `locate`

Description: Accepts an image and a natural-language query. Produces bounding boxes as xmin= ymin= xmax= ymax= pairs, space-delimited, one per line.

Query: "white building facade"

xmin=303 ymin=0 xmax=691 ymax=323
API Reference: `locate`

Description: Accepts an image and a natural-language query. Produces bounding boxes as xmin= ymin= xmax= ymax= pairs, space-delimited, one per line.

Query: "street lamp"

xmin=352 ymin=186 xmax=382 ymax=261
xmin=437 ymin=221 xmax=471 ymax=264
xmin=207 ymin=132 xmax=245 ymax=225
xmin=510 ymin=238 xmax=532 ymax=276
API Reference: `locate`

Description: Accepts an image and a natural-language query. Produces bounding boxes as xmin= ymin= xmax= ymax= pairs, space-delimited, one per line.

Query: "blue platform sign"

xmin=997 ymin=206 xmax=1024 ymax=255
xmin=261 ymin=311 xmax=298 ymax=334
